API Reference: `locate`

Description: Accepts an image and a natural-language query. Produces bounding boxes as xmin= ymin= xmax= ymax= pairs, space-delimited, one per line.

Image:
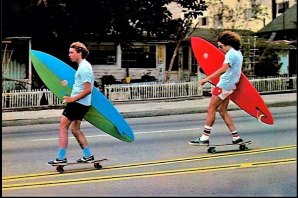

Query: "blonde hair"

xmin=70 ymin=41 xmax=89 ymax=58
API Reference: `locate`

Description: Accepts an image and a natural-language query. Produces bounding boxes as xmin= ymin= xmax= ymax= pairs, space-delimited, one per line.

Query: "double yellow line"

xmin=3 ymin=145 xmax=296 ymax=191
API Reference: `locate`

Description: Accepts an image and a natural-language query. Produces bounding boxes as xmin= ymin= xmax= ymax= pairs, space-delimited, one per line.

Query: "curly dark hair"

xmin=217 ymin=31 xmax=242 ymax=50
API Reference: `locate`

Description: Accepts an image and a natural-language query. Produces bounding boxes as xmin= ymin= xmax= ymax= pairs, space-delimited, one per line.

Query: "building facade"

xmin=193 ymin=0 xmax=297 ymax=32
xmin=2 ymin=1 xmax=296 ymax=91
xmin=94 ymin=0 xmax=297 ymax=83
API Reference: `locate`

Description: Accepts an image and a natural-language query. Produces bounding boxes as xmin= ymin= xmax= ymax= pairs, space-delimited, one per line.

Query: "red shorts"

xmin=212 ymin=86 xmax=234 ymax=100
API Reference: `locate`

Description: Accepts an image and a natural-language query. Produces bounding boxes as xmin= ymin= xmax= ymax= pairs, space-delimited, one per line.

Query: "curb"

xmin=2 ymin=100 xmax=296 ymax=127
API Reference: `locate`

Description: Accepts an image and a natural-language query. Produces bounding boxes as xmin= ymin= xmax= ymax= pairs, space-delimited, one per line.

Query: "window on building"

xmin=88 ymin=44 xmax=117 ymax=65
xmin=213 ymin=14 xmax=223 ymax=28
xmin=244 ymin=8 xmax=254 ymax=19
xmin=251 ymin=0 xmax=257 ymax=6
xmin=277 ymin=1 xmax=289 ymax=14
xmin=200 ymin=17 xmax=208 ymax=26
xmin=229 ymin=10 xmax=234 ymax=17
xmin=191 ymin=52 xmax=198 ymax=74
xmin=122 ymin=45 xmax=156 ymax=68
xmin=183 ymin=47 xmax=188 ymax=70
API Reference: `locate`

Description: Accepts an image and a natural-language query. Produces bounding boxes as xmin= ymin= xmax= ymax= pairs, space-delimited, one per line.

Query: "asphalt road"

xmin=2 ymin=106 xmax=297 ymax=196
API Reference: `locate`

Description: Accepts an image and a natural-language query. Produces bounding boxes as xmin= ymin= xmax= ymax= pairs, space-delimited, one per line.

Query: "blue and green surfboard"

xmin=30 ymin=50 xmax=134 ymax=142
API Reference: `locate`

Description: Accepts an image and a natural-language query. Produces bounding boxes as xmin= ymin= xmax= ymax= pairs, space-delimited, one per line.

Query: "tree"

xmin=254 ymin=48 xmax=282 ymax=76
xmin=194 ymin=0 xmax=293 ymax=77
xmin=165 ymin=1 xmax=208 ymax=81
xmin=3 ymin=0 xmax=207 ymax=56
xmin=253 ymin=39 xmax=294 ymax=77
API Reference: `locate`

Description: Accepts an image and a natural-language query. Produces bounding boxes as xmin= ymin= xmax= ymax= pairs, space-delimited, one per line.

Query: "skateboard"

xmin=49 ymin=158 xmax=108 ymax=173
xmin=193 ymin=141 xmax=253 ymax=153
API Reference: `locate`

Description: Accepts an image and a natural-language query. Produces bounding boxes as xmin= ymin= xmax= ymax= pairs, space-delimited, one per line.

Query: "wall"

xmin=91 ymin=43 xmax=167 ymax=83
xmin=192 ymin=0 xmax=297 ymax=32
xmin=278 ymin=54 xmax=289 ymax=75
xmin=93 ymin=66 xmax=159 ymax=83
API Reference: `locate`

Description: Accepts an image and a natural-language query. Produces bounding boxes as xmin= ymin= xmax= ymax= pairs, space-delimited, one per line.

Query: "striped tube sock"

xmin=201 ymin=125 xmax=212 ymax=141
xmin=231 ymin=130 xmax=240 ymax=140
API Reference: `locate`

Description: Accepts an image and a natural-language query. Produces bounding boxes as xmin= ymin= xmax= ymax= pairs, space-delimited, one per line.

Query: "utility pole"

xmin=272 ymin=0 xmax=277 ymax=19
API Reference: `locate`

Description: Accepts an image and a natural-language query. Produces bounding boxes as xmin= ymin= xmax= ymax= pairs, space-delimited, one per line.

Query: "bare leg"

xmin=205 ymin=95 xmax=223 ymax=127
xmin=70 ymin=120 xmax=88 ymax=149
xmin=217 ymin=98 xmax=237 ymax=132
xmin=58 ymin=115 xmax=72 ymax=148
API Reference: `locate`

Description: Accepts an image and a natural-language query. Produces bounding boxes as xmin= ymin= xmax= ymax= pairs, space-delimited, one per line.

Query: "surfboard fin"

xmin=256 ymin=107 xmax=274 ymax=125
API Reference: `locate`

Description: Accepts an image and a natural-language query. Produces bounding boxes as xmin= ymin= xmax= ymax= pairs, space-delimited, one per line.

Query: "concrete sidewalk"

xmin=2 ymin=93 xmax=296 ymax=127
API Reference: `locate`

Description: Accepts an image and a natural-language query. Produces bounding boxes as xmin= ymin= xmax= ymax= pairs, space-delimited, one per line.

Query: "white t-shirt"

xmin=71 ymin=59 xmax=94 ymax=106
xmin=217 ymin=48 xmax=243 ymax=91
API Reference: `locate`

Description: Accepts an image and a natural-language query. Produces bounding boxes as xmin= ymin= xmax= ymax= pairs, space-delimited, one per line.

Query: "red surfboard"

xmin=191 ymin=37 xmax=274 ymax=125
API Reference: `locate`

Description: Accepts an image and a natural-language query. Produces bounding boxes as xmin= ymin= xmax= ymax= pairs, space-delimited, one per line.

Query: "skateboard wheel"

xmin=239 ymin=145 xmax=248 ymax=151
xmin=56 ymin=166 xmax=64 ymax=173
xmin=94 ymin=163 xmax=102 ymax=170
xmin=208 ymin=148 xmax=216 ymax=153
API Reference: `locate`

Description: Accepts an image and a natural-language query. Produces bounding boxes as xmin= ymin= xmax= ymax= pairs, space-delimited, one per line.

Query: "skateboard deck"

xmin=49 ymin=158 xmax=108 ymax=173
xmin=193 ymin=141 xmax=253 ymax=153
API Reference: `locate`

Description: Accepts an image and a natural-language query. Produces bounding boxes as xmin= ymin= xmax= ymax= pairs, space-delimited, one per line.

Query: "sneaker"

xmin=47 ymin=158 xmax=67 ymax=165
xmin=77 ymin=155 xmax=95 ymax=163
xmin=232 ymin=138 xmax=244 ymax=144
xmin=189 ymin=137 xmax=209 ymax=146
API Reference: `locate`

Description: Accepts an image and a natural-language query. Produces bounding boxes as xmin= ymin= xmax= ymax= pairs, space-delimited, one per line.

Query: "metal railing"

xmin=1 ymin=76 xmax=296 ymax=110
xmin=104 ymin=81 xmax=203 ymax=101
xmin=2 ymin=89 xmax=63 ymax=109
xmin=251 ymin=77 xmax=297 ymax=93
xmin=104 ymin=76 xmax=297 ymax=101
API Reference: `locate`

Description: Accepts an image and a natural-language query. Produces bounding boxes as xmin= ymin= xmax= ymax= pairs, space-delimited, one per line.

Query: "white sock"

xmin=200 ymin=125 xmax=212 ymax=141
xmin=231 ymin=130 xmax=240 ymax=140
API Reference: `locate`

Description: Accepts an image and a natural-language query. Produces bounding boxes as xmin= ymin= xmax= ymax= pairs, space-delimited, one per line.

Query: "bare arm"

xmin=63 ymin=82 xmax=92 ymax=103
xmin=199 ymin=63 xmax=230 ymax=85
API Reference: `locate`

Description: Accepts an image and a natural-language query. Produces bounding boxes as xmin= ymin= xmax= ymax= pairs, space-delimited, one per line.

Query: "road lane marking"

xmin=29 ymin=128 xmax=201 ymax=141
xmin=3 ymin=158 xmax=296 ymax=191
xmin=3 ymin=144 xmax=296 ymax=183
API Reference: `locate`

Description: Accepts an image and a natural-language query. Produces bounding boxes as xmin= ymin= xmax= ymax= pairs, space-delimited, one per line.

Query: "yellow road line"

xmin=3 ymin=158 xmax=296 ymax=191
xmin=3 ymin=144 xmax=296 ymax=182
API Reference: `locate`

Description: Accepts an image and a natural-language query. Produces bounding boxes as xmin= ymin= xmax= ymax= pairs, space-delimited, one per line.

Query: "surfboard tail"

xmin=256 ymin=107 xmax=274 ymax=125
xmin=85 ymin=107 xmax=134 ymax=142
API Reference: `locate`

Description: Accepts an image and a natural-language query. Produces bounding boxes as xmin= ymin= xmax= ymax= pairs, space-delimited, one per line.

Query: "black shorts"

xmin=62 ymin=102 xmax=90 ymax=121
